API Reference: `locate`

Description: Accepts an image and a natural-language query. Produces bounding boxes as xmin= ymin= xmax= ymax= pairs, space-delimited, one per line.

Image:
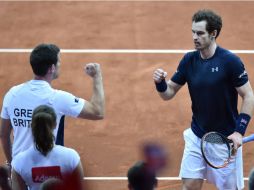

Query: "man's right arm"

xmin=153 ymin=68 xmax=183 ymax=100
xmin=0 ymin=118 xmax=12 ymax=164
xmin=159 ymin=80 xmax=182 ymax=100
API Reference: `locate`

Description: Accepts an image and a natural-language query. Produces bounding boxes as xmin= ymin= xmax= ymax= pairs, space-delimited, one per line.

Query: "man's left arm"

xmin=228 ymin=81 xmax=254 ymax=150
xmin=237 ymin=81 xmax=254 ymax=117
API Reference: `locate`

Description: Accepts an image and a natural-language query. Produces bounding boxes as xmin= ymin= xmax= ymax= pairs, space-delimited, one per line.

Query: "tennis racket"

xmin=201 ymin=132 xmax=254 ymax=169
xmin=243 ymin=133 xmax=254 ymax=143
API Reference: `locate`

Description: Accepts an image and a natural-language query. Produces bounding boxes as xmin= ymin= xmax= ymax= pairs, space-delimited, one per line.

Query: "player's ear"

xmin=48 ymin=64 xmax=56 ymax=74
xmin=210 ymin=30 xmax=217 ymax=39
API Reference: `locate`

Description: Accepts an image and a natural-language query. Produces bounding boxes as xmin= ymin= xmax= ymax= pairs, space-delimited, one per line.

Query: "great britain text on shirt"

xmin=12 ymin=108 xmax=33 ymax=127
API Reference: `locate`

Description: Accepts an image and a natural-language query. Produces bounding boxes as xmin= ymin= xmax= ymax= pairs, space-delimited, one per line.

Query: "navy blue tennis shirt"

xmin=171 ymin=46 xmax=248 ymax=138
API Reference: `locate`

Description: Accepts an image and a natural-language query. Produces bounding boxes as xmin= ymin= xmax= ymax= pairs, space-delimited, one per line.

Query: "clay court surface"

xmin=1 ymin=1 xmax=254 ymax=189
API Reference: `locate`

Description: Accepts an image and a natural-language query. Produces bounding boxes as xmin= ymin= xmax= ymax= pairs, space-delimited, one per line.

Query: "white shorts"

xmin=179 ymin=128 xmax=244 ymax=190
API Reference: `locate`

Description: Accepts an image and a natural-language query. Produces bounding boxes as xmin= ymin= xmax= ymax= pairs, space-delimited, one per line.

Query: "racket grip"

xmin=243 ymin=134 xmax=254 ymax=144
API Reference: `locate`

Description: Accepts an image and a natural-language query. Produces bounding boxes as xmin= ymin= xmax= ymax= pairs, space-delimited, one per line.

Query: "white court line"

xmin=0 ymin=0 xmax=252 ymax=2
xmin=83 ymin=177 xmax=250 ymax=181
xmin=83 ymin=177 xmax=180 ymax=180
xmin=0 ymin=49 xmax=254 ymax=54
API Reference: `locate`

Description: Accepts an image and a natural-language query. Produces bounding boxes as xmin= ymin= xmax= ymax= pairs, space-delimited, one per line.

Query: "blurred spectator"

xmin=0 ymin=165 xmax=11 ymax=190
xmin=39 ymin=178 xmax=64 ymax=190
xmin=127 ymin=143 xmax=167 ymax=190
xmin=249 ymin=168 xmax=254 ymax=190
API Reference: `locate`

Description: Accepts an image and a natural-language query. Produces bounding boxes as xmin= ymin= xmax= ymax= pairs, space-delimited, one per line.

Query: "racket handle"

xmin=243 ymin=134 xmax=254 ymax=144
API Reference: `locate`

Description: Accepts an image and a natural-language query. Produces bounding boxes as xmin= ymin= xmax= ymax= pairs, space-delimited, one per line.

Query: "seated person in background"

xmin=249 ymin=168 xmax=254 ymax=190
xmin=11 ymin=105 xmax=84 ymax=190
xmin=127 ymin=143 xmax=167 ymax=190
xmin=39 ymin=178 xmax=64 ymax=190
xmin=0 ymin=165 xmax=11 ymax=190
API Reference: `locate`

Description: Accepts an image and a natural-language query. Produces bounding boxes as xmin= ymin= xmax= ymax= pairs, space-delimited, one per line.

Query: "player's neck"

xmin=200 ymin=42 xmax=217 ymax=60
xmin=34 ymin=75 xmax=52 ymax=84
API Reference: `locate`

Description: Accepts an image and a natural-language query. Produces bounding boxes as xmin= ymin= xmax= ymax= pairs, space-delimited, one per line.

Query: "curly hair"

xmin=192 ymin=9 xmax=222 ymax=39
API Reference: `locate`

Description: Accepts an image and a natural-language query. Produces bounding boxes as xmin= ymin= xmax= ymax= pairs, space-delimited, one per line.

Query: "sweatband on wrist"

xmin=235 ymin=113 xmax=251 ymax=136
xmin=155 ymin=79 xmax=167 ymax=92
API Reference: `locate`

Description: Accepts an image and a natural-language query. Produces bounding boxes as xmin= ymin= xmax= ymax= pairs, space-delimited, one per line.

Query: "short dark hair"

xmin=127 ymin=161 xmax=157 ymax=190
xmin=192 ymin=9 xmax=222 ymax=39
xmin=30 ymin=44 xmax=60 ymax=76
xmin=32 ymin=105 xmax=56 ymax=156
xmin=40 ymin=178 xmax=64 ymax=190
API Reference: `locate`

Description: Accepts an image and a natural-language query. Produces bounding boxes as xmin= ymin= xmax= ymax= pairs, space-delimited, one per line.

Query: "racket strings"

xmin=204 ymin=134 xmax=225 ymax=144
xmin=202 ymin=133 xmax=231 ymax=168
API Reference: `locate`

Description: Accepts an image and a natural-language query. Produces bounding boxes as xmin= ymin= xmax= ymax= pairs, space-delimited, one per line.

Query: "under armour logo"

xmin=212 ymin=67 xmax=219 ymax=72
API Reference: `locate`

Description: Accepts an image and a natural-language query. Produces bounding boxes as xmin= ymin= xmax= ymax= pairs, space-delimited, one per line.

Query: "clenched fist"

xmin=85 ymin=63 xmax=101 ymax=78
xmin=153 ymin=68 xmax=167 ymax=83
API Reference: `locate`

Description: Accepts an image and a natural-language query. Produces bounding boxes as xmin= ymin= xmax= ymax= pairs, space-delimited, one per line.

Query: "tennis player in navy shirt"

xmin=153 ymin=9 xmax=254 ymax=190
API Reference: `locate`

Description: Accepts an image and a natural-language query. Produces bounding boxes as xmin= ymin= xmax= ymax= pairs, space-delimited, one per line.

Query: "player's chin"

xmin=194 ymin=45 xmax=202 ymax=50
xmin=193 ymin=43 xmax=202 ymax=49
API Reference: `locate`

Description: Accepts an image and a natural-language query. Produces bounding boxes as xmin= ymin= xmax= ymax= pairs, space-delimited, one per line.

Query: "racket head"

xmin=201 ymin=132 xmax=233 ymax=169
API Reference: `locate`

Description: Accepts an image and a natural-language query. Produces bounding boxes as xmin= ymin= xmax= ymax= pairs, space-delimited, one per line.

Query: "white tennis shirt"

xmin=12 ymin=145 xmax=80 ymax=190
xmin=1 ymin=80 xmax=85 ymax=158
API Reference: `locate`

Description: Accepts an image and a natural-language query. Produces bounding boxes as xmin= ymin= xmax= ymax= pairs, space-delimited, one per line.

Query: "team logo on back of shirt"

xmin=32 ymin=166 xmax=62 ymax=183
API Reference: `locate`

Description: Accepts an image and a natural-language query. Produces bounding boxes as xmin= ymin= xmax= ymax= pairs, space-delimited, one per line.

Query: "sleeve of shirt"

xmin=228 ymin=55 xmax=248 ymax=87
xmin=1 ymin=89 xmax=13 ymax=119
xmin=171 ymin=53 xmax=188 ymax=85
xmin=68 ymin=148 xmax=81 ymax=171
xmin=54 ymin=90 xmax=85 ymax=118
